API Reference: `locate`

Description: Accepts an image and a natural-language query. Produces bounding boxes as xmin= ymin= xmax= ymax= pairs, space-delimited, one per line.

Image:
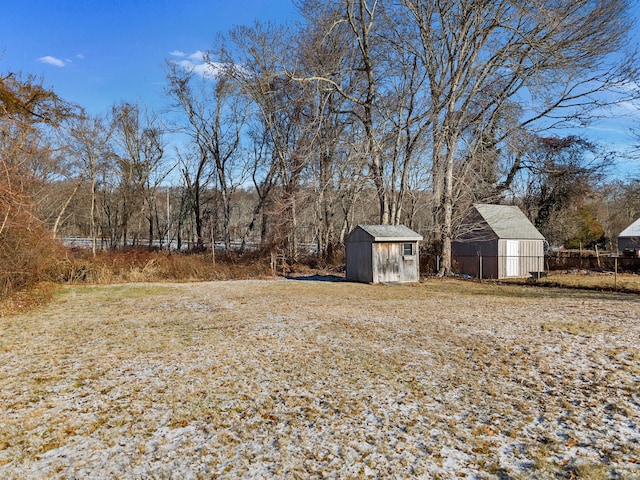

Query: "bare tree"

xmin=64 ymin=111 xmax=113 ymax=254
xmin=240 ymin=122 xmax=280 ymax=251
xmin=221 ymin=22 xmax=316 ymax=260
xmin=514 ymin=135 xmax=613 ymax=245
xmin=110 ymin=102 xmax=166 ymax=248
xmin=399 ymin=0 xmax=640 ymax=274
xmin=0 ymin=71 xmax=75 ymax=296
xmin=166 ymin=61 xmax=249 ymax=250
xmin=293 ymin=0 xmax=396 ymax=225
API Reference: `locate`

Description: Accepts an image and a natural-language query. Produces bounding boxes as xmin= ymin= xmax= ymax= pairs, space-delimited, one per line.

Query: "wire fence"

xmin=420 ymin=252 xmax=640 ymax=277
xmin=546 ymin=253 xmax=640 ymax=273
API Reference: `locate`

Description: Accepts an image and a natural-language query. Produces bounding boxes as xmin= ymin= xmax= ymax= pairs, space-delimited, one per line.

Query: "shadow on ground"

xmin=286 ymin=274 xmax=345 ymax=282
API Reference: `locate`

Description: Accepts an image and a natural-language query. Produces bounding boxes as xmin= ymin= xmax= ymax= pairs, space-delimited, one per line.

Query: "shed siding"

xmin=346 ymin=241 xmax=373 ymax=283
xmin=401 ymin=243 xmax=420 ymax=282
xmin=370 ymin=242 xmax=420 ymax=283
xmin=619 ymin=237 xmax=640 ymax=251
xmin=497 ymin=239 xmax=544 ymax=278
xmin=345 ymin=225 xmax=422 ymax=284
xmin=452 ymin=239 xmax=498 ymax=279
xmin=373 ymin=243 xmax=401 ymax=283
xmin=453 ymin=239 xmax=544 ymax=279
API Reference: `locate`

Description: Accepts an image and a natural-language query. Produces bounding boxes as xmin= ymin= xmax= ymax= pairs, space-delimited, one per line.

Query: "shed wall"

xmin=452 ymin=240 xmax=498 ymax=279
xmin=401 ymin=243 xmax=420 ymax=282
xmin=346 ymin=241 xmax=373 ymax=283
xmin=452 ymin=239 xmax=544 ymax=279
xmin=497 ymin=239 xmax=544 ymax=279
xmin=373 ymin=243 xmax=400 ymax=283
xmin=619 ymin=237 xmax=640 ymax=252
xmin=371 ymin=242 xmax=420 ymax=283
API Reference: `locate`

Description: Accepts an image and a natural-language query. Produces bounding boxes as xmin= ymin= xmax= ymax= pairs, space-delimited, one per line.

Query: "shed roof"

xmin=619 ymin=217 xmax=640 ymax=238
xmin=473 ymin=204 xmax=545 ymax=240
xmin=348 ymin=224 xmax=423 ymax=242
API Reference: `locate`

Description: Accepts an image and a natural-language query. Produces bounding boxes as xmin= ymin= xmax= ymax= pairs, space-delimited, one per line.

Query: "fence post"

xmin=479 ymin=255 xmax=483 ymax=279
xmin=615 ymin=256 xmax=618 ymax=290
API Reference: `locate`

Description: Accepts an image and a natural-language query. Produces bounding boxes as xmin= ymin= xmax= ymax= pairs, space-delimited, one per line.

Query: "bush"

xmin=0 ymin=225 xmax=63 ymax=301
xmin=52 ymin=248 xmax=275 ymax=284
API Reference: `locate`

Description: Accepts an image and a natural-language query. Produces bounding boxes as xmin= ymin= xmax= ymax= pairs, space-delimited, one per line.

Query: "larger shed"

xmin=345 ymin=225 xmax=423 ymax=283
xmin=618 ymin=217 xmax=640 ymax=254
xmin=452 ymin=204 xmax=545 ymax=279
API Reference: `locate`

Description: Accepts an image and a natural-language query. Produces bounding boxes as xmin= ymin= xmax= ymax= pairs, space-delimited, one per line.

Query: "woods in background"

xmin=3 ymin=0 xmax=640 ymax=298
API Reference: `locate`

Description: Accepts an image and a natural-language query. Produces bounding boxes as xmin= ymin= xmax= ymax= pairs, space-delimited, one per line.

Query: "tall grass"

xmin=0 ymin=246 xmax=276 ymax=314
xmin=51 ymin=248 xmax=276 ymax=284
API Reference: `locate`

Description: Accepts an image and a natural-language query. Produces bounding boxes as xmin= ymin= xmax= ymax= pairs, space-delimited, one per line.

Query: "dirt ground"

xmin=0 ymin=278 xmax=638 ymax=479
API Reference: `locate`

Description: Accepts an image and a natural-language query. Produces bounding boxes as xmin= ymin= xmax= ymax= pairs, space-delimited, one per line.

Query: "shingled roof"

xmin=351 ymin=225 xmax=423 ymax=242
xmin=473 ymin=204 xmax=544 ymax=240
xmin=619 ymin=218 xmax=640 ymax=238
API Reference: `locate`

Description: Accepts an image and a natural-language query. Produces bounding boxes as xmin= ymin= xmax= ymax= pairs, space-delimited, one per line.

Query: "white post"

xmin=166 ymin=188 xmax=170 ymax=249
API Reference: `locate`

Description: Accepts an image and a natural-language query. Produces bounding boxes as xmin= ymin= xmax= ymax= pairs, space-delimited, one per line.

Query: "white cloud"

xmin=76 ymin=54 xmax=85 ymax=60
xmin=173 ymin=59 xmax=222 ymax=79
xmin=615 ymin=100 xmax=640 ymax=114
xmin=169 ymin=50 xmax=223 ymax=79
xmin=37 ymin=55 xmax=66 ymax=67
xmin=187 ymin=50 xmax=206 ymax=62
xmin=169 ymin=49 xmax=250 ymax=80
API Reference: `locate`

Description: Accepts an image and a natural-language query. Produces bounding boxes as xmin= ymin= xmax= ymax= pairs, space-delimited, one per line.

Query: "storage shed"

xmin=345 ymin=225 xmax=423 ymax=283
xmin=618 ymin=217 xmax=640 ymax=254
xmin=452 ymin=204 xmax=545 ymax=279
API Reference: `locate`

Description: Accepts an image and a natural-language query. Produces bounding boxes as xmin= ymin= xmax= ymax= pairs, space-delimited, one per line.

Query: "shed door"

xmin=506 ymin=240 xmax=519 ymax=277
xmin=377 ymin=243 xmax=401 ymax=283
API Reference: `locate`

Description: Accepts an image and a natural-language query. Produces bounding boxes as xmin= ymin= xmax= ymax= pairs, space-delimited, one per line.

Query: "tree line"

xmin=3 ymin=0 xmax=640 ymax=285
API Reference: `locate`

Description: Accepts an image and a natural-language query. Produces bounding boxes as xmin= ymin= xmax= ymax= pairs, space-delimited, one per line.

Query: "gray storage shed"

xmin=452 ymin=204 xmax=545 ymax=279
xmin=345 ymin=225 xmax=423 ymax=283
xmin=618 ymin=217 xmax=640 ymax=254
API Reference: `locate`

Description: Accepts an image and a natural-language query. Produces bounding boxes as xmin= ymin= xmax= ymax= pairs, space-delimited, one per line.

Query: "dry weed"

xmin=0 ymin=278 xmax=638 ymax=479
xmin=510 ymin=270 xmax=640 ymax=294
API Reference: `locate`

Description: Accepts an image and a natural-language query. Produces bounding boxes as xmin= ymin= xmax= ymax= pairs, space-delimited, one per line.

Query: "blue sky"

xmin=2 ymin=0 xmax=639 ymax=175
xmin=1 ymin=0 xmax=297 ymax=114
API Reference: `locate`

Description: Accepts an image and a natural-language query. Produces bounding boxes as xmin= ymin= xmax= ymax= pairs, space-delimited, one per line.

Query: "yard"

xmin=0 ymin=278 xmax=638 ymax=479
xmin=507 ymin=270 xmax=640 ymax=294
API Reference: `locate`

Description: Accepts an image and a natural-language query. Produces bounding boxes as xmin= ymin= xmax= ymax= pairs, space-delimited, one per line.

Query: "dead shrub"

xmin=0 ymin=225 xmax=63 ymax=300
xmin=54 ymin=248 xmax=274 ymax=284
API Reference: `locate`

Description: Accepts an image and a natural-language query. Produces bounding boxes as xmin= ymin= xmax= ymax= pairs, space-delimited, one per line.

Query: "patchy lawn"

xmin=509 ymin=270 xmax=640 ymax=294
xmin=0 ymin=278 xmax=638 ymax=479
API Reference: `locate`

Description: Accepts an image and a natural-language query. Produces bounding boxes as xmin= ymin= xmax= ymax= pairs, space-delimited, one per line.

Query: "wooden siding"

xmin=452 ymin=239 xmax=498 ymax=257
xmin=373 ymin=243 xmax=401 ymax=283
xmin=371 ymin=242 xmax=420 ymax=283
xmin=346 ymin=240 xmax=420 ymax=283
xmin=452 ymin=239 xmax=544 ymax=279
xmin=346 ymin=240 xmax=373 ymax=283
xmin=452 ymin=239 xmax=498 ymax=279
xmin=345 ymin=225 xmax=422 ymax=284
xmin=619 ymin=237 xmax=640 ymax=252
xmin=497 ymin=239 xmax=544 ymax=279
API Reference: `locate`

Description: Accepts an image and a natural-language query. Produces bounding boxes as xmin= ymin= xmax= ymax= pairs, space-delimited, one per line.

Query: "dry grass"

xmin=0 ymin=278 xmax=638 ymax=479
xmin=52 ymin=248 xmax=274 ymax=285
xmin=1 ymin=248 xmax=274 ymax=316
xmin=510 ymin=270 xmax=640 ymax=294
